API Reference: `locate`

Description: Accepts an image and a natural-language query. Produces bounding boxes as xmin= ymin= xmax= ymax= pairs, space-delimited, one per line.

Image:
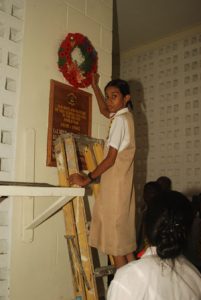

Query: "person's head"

xmin=145 ymin=191 xmax=193 ymax=260
xmin=156 ymin=176 xmax=172 ymax=191
xmin=104 ymin=79 xmax=132 ymax=113
xmin=143 ymin=181 xmax=161 ymax=207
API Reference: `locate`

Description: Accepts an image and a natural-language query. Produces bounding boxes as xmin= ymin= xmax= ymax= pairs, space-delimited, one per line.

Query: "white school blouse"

xmin=106 ymin=107 xmax=130 ymax=152
xmin=107 ymin=247 xmax=201 ymax=300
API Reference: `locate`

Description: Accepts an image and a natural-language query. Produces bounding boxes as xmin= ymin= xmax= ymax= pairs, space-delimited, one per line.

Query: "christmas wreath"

xmin=58 ymin=33 xmax=98 ymax=88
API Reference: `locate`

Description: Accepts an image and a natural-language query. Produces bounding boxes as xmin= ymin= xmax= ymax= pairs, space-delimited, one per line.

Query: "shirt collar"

xmin=142 ymin=246 xmax=157 ymax=258
xmin=110 ymin=107 xmax=129 ymax=119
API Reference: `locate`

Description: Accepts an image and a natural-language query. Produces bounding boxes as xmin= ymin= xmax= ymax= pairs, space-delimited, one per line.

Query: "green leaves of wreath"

xmin=58 ymin=33 xmax=98 ymax=88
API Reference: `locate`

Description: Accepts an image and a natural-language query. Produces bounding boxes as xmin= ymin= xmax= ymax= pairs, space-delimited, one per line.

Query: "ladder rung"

xmin=94 ymin=265 xmax=116 ymax=277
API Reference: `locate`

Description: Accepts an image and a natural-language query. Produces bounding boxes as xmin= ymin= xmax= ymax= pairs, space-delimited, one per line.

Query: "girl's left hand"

xmin=69 ymin=173 xmax=90 ymax=187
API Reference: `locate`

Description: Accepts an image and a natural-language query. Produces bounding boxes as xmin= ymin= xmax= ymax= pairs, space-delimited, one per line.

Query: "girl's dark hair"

xmin=145 ymin=191 xmax=193 ymax=259
xmin=104 ymin=79 xmax=133 ymax=110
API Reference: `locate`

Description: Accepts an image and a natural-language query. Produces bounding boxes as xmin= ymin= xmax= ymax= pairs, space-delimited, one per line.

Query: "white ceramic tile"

xmin=68 ymin=7 xmax=101 ymax=48
xmin=98 ymin=48 xmax=112 ymax=75
xmin=65 ymin=0 xmax=85 ymax=12
xmin=101 ymin=27 xmax=112 ymax=52
xmin=0 ymin=279 xmax=8 ymax=296
xmin=86 ymin=0 xmax=112 ymax=30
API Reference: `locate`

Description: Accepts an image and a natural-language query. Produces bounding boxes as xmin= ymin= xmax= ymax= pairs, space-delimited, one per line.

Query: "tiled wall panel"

xmin=121 ymin=29 xmax=201 ymax=202
xmin=0 ymin=0 xmax=24 ymax=298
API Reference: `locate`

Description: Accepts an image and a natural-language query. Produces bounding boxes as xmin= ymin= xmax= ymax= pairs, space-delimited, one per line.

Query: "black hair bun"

xmin=145 ymin=191 xmax=193 ymax=259
xmin=156 ymin=213 xmax=187 ymax=259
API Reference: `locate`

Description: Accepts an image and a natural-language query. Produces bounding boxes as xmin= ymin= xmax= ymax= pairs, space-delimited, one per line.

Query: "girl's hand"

xmin=91 ymin=73 xmax=100 ymax=89
xmin=69 ymin=173 xmax=90 ymax=187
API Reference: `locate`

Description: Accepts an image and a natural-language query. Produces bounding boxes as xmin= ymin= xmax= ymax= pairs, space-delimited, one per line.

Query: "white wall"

xmin=9 ymin=1 xmax=113 ymax=300
xmin=121 ymin=25 xmax=201 ymax=207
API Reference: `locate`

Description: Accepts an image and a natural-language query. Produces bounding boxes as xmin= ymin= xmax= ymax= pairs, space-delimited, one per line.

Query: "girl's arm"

xmin=91 ymin=73 xmax=110 ymax=118
xmin=69 ymin=146 xmax=118 ymax=187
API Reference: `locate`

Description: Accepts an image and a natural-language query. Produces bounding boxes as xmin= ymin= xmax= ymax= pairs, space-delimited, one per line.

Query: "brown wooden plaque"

xmin=47 ymin=80 xmax=92 ymax=166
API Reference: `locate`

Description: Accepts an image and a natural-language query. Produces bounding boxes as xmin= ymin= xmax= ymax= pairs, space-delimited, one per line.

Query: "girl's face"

xmin=105 ymin=86 xmax=130 ymax=113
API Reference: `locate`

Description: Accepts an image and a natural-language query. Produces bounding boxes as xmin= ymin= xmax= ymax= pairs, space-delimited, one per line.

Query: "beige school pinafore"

xmin=89 ymin=111 xmax=136 ymax=256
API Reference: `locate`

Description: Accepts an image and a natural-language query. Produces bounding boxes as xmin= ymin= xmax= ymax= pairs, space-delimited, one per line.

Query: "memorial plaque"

xmin=47 ymin=79 xmax=92 ymax=166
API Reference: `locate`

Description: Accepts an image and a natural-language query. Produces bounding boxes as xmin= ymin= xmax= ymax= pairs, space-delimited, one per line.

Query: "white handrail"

xmin=0 ymin=185 xmax=85 ymax=230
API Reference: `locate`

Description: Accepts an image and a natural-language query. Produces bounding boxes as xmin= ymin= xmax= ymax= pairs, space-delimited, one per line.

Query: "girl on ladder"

xmin=69 ymin=73 xmax=136 ymax=269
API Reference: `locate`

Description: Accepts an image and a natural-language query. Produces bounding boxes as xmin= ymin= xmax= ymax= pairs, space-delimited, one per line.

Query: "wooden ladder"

xmin=55 ymin=133 xmax=115 ymax=300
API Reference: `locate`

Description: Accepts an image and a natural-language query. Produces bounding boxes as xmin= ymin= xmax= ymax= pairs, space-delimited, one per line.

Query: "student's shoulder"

xmin=113 ymin=113 xmax=128 ymax=125
xmin=115 ymin=256 xmax=156 ymax=280
xmin=116 ymin=111 xmax=133 ymax=122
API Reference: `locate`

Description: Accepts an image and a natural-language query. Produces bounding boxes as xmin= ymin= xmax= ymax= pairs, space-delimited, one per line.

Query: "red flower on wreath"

xmin=58 ymin=33 xmax=98 ymax=88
